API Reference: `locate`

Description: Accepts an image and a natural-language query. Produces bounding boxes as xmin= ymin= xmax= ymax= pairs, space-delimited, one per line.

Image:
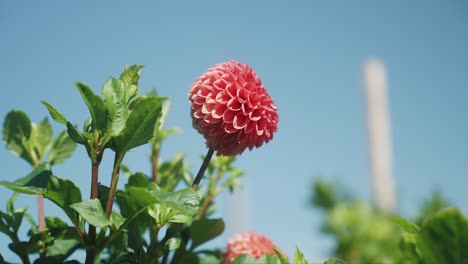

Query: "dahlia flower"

xmin=223 ymin=232 xmax=287 ymax=264
xmin=189 ymin=60 xmax=279 ymax=156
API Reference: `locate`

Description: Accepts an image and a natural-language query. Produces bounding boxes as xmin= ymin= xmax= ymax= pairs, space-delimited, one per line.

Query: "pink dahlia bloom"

xmin=189 ymin=60 xmax=279 ymax=156
xmin=222 ymin=232 xmax=287 ymax=264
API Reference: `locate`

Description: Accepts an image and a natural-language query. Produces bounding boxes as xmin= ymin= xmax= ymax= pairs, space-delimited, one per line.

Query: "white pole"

xmin=362 ymin=58 xmax=396 ymax=214
xmin=229 ymin=187 xmax=249 ymax=235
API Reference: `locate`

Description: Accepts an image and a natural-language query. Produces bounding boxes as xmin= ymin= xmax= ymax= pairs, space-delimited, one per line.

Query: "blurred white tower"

xmin=228 ymin=187 xmax=249 ymax=235
xmin=362 ymin=58 xmax=396 ymax=214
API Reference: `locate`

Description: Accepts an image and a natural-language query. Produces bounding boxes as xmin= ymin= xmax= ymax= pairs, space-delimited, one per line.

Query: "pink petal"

xmin=223 ymin=110 xmax=235 ymax=123
xmin=215 ymin=91 xmax=231 ymax=104
xmin=249 ymin=108 xmax=262 ymax=121
xmin=212 ymin=104 xmax=227 ymax=119
xmin=227 ymin=97 xmax=242 ymax=111
xmin=233 ymin=113 xmax=248 ymax=129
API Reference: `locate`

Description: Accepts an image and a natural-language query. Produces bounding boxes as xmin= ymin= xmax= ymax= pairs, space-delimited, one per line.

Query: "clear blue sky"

xmin=1 ymin=1 xmax=467 ymax=262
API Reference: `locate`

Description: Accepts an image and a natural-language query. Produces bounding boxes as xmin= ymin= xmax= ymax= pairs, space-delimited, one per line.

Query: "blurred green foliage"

xmin=311 ymin=179 xmax=454 ymax=263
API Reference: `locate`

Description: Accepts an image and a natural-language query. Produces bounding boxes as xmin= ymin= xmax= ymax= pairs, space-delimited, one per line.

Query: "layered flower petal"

xmin=222 ymin=232 xmax=287 ymax=264
xmin=189 ymin=60 xmax=279 ymax=156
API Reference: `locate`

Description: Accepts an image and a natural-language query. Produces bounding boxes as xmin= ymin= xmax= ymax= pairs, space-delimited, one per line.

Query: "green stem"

xmin=191 ymin=148 xmax=214 ymax=189
xmin=105 ymin=152 xmax=125 ymax=219
xmin=196 ymin=169 xmax=224 ymax=219
xmin=146 ymin=226 xmax=161 ymax=261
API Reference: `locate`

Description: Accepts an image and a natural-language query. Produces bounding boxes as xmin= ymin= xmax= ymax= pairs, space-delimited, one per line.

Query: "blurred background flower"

xmin=223 ymin=231 xmax=287 ymax=263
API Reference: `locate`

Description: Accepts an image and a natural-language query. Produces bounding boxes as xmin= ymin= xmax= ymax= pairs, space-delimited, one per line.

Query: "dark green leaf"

xmin=47 ymin=130 xmax=77 ymax=165
xmin=0 ymin=213 xmax=12 ymax=236
xmin=47 ymin=239 xmax=81 ymax=260
xmin=177 ymin=252 xmax=199 ymax=264
xmin=393 ymin=217 xmax=420 ymax=234
xmin=154 ymin=187 xmax=200 ymax=217
xmin=70 ymin=199 xmax=111 ymax=228
xmin=33 ymin=256 xmax=81 ymax=264
xmin=0 ymin=162 xmax=52 ymax=194
xmin=41 ymin=101 xmax=68 ymax=125
xmin=417 ymin=208 xmax=468 ymax=264
xmin=117 ymin=187 xmax=159 ymax=218
xmin=76 ymin=82 xmax=107 ymax=131
xmin=44 ymin=176 xmax=82 ymax=229
xmin=45 ymin=216 xmax=67 ymax=234
xmin=64 ymin=260 xmax=81 ymax=264
xmin=190 ymin=218 xmax=225 ymax=249
xmin=0 ymin=206 xmax=27 ymax=236
xmin=8 ymin=241 xmax=29 ymax=261
xmin=113 ymin=96 xmax=166 ymax=152
xmin=66 ymin=122 xmax=87 ymax=145
xmin=2 ymin=110 xmax=34 ymax=164
xmin=102 ymin=78 xmax=127 ymax=140
xmin=45 ymin=217 xmax=81 ymax=240
xmin=126 ymin=220 xmax=144 ymax=252
xmin=126 ymin=172 xmax=150 ymax=188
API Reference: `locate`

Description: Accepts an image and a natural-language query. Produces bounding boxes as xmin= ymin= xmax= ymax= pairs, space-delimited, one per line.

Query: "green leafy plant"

xmin=394 ymin=208 xmax=468 ymax=264
xmin=0 ymin=63 xmax=275 ymax=263
xmin=311 ymin=180 xmax=403 ymax=263
xmin=2 ymin=109 xmax=77 ymax=261
xmin=311 ymin=179 xmax=463 ymax=264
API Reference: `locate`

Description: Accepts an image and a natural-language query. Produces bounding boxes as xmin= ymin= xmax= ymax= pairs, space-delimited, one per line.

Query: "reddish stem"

xmin=91 ymin=162 xmax=99 ymax=199
xmin=85 ymin=161 xmax=100 ymax=264
xmin=37 ymin=195 xmax=45 ymax=230
xmin=151 ymin=152 xmax=158 ymax=183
